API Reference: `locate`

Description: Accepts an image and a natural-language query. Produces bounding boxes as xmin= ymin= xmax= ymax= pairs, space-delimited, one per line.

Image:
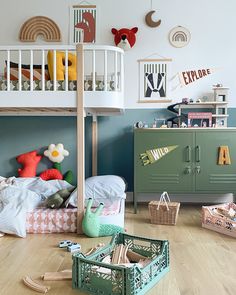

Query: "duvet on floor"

xmin=0 ymin=177 xmax=72 ymax=237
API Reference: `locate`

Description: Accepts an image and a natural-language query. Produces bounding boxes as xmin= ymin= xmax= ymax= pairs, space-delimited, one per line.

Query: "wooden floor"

xmin=0 ymin=204 xmax=236 ymax=295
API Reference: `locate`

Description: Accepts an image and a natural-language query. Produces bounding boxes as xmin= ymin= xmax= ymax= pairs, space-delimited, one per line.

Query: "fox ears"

xmin=111 ymin=27 xmax=138 ymax=35
xmin=131 ymin=27 xmax=138 ymax=34
xmin=111 ymin=28 xmax=118 ymax=35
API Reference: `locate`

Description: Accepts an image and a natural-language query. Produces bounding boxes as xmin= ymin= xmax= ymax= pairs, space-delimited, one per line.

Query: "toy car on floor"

xmin=58 ymin=240 xmax=73 ymax=248
xmin=67 ymin=243 xmax=81 ymax=253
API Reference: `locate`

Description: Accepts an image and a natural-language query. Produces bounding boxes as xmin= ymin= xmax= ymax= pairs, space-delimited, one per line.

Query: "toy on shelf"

xmin=16 ymin=150 xmax=42 ymax=177
xmin=111 ymin=27 xmax=138 ymax=51
xmin=175 ymin=87 xmax=229 ymax=128
xmin=82 ymin=198 xmax=124 ymax=238
xmin=166 ymin=101 xmax=188 ymax=127
xmin=187 ymin=112 xmax=212 ymax=128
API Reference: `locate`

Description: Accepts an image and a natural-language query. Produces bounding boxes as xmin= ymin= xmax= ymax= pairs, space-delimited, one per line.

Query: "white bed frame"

xmin=0 ymin=44 xmax=125 ymax=233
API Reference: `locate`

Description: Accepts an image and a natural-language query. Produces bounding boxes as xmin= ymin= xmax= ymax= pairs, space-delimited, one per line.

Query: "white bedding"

xmin=0 ymin=177 xmax=72 ymax=237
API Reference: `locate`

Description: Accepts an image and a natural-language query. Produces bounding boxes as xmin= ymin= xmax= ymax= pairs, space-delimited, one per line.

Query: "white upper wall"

xmin=0 ymin=0 xmax=235 ymax=108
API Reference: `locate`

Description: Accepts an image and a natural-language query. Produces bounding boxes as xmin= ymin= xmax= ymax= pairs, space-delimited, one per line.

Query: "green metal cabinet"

xmin=134 ymin=128 xmax=236 ymax=213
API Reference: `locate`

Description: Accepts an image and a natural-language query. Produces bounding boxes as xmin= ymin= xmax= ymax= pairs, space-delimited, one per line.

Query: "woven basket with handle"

xmin=148 ymin=192 xmax=180 ymax=225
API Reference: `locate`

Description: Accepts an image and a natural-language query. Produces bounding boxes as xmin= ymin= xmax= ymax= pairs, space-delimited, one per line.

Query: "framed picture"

xmin=70 ymin=4 xmax=97 ymax=44
xmin=138 ymin=58 xmax=172 ymax=103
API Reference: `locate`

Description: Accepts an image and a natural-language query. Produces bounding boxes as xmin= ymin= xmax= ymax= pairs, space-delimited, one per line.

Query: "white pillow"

xmin=86 ymin=175 xmax=126 ymax=199
xmin=68 ymin=175 xmax=127 ymax=207
xmin=0 ymin=186 xmax=41 ymax=237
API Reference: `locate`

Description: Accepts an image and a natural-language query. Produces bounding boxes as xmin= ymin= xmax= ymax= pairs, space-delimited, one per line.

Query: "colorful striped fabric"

xmin=4 ymin=62 xmax=49 ymax=81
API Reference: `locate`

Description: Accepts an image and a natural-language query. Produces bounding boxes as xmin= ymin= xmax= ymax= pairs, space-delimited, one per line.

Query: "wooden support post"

xmin=76 ymin=44 xmax=84 ymax=234
xmin=92 ymin=115 xmax=97 ymax=176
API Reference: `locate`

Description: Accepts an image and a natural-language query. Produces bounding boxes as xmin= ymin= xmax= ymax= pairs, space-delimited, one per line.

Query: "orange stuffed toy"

xmin=39 ymin=169 xmax=63 ymax=181
xmin=16 ymin=150 xmax=42 ymax=177
xmin=111 ymin=27 xmax=138 ymax=51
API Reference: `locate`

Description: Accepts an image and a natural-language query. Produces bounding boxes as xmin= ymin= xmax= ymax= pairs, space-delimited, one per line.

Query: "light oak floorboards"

xmin=0 ymin=204 xmax=236 ymax=295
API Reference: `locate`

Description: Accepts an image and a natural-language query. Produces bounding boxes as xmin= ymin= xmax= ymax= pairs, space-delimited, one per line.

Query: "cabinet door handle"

xmin=196 ymin=166 xmax=201 ymax=174
xmin=186 ymin=146 xmax=191 ymax=162
xmin=185 ymin=166 xmax=191 ymax=174
xmin=196 ymin=146 xmax=201 ymax=162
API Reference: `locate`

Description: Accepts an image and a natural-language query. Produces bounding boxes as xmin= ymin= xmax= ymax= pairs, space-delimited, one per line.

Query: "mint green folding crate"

xmin=72 ymin=233 xmax=169 ymax=295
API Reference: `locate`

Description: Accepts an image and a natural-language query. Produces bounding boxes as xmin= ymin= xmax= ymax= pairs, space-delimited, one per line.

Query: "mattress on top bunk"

xmin=26 ymin=199 xmax=124 ymax=234
xmin=0 ymin=78 xmax=117 ymax=91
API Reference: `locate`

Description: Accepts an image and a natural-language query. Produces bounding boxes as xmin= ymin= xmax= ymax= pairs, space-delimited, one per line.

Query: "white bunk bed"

xmin=0 ymin=44 xmax=124 ymax=115
xmin=0 ymin=44 xmax=125 ymax=234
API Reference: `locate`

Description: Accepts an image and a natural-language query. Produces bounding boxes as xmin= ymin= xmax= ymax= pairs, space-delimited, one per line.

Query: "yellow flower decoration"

xmin=44 ymin=143 xmax=69 ymax=163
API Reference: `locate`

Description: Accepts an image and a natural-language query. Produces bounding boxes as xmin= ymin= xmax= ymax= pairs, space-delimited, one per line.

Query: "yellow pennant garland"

xmin=140 ymin=145 xmax=178 ymax=166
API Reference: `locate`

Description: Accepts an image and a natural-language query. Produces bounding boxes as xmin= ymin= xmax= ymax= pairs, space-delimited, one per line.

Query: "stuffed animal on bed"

xmin=45 ymin=188 xmax=74 ymax=209
xmin=82 ymin=198 xmax=124 ymax=238
xmin=43 ymin=143 xmax=73 ymax=184
xmin=16 ymin=150 xmax=42 ymax=177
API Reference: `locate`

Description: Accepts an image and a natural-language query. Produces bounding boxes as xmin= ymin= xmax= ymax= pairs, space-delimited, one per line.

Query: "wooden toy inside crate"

xmin=72 ymin=233 xmax=169 ymax=295
xmin=202 ymin=203 xmax=236 ymax=238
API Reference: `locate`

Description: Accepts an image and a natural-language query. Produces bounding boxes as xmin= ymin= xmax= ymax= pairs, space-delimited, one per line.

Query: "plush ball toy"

xmin=16 ymin=150 xmax=42 ymax=177
xmin=111 ymin=27 xmax=138 ymax=51
xmin=39 ymin=169 xmax=63 ymax=181
xmin=45 ymin=188 xmax=74 ymax=209
xmin=82 ymin=198 xmax=124 ymax=238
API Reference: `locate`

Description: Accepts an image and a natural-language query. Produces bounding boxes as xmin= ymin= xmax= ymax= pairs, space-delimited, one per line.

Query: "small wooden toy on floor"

xmin=23 ymin=276 xmax=50 ymax=293
xmin=42 ymin=270 xmax=72 ymax=281
xmin=67 ymin=243 xmax=81 ymax=253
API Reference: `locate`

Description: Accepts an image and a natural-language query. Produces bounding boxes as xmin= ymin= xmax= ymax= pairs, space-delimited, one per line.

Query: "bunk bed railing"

xmin=0 ymin=45 xmax=124 ymax=93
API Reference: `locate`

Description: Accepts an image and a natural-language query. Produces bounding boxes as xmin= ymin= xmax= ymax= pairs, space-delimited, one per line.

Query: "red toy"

xmin=39 ymin=169 xmax=63 ymax=181
xmin=111 ymin=27 xmax=138 ymax=50
xmin=16 ymin=150 xmax=42 ymax=177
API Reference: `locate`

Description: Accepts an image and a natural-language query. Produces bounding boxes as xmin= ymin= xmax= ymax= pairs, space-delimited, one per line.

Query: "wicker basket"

xmin=202 ymin=203 xmax=236 ymax=238
xmin=148 ymin=192 xmax=180 ymax=225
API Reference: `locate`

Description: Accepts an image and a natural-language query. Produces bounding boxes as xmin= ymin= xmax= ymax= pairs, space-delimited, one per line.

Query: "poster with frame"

xmin=138 ymin=58 xmax=172 ymax=103
xmin=70 ymin=4 xmax=97 ymax=44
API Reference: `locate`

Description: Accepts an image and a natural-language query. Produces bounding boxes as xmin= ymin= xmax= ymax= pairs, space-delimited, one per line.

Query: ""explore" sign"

xmin=179 ymin=68 xmax=214 ymax=86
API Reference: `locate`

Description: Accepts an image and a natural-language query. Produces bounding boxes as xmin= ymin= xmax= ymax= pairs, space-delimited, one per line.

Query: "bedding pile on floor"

xmin=0 ymin=175 xmax=127 ymax=237
xmin=0 ymin=176 xmax=72 ymax=237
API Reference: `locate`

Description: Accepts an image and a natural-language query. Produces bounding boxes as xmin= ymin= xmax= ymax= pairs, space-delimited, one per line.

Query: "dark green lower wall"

xmin=0 ymin=108 xmax=235 ymax=190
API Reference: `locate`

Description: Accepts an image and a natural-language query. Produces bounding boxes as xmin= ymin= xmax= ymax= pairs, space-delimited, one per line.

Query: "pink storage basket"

xmin=202 ymin=203 xmax=236 ymax=238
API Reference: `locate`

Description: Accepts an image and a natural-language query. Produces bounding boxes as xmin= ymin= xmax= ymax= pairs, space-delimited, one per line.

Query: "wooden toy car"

xmin=67 ymin=243 xmax=81 ymax=253
xmin=58 ymin=240 xmax=72 ymax=248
